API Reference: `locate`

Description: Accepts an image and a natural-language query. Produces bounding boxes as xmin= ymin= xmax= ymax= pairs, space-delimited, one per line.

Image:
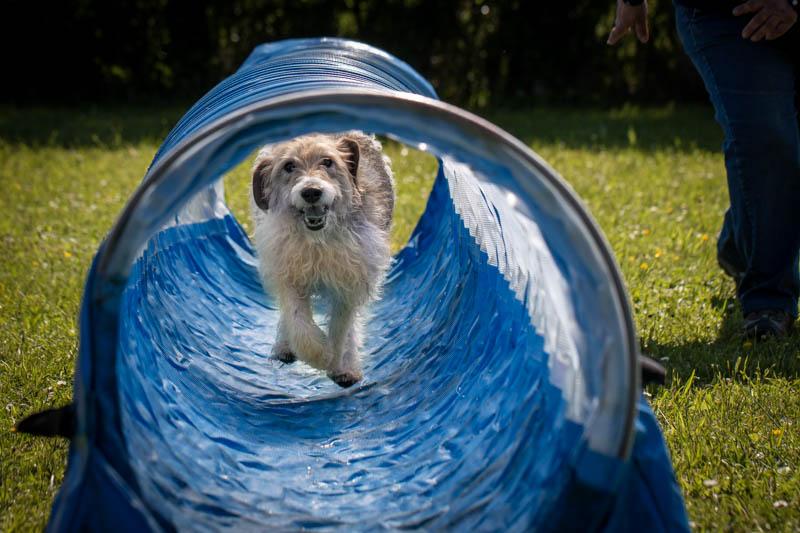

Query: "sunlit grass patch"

xmin=653 ymin=366 xmax=799 ymax=530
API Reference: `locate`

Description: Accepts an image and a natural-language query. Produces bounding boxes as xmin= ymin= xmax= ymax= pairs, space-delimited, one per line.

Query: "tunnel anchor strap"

xmin=639 ymin=355 xmax=666 ymax=386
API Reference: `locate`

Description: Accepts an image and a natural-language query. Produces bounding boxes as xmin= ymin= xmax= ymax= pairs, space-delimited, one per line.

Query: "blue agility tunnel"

xmin=44 ymin=39 xmax=689 ymax=531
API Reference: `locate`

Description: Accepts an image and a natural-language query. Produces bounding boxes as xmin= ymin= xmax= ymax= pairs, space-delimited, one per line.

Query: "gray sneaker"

xmin=742 ymin=310 xmax=794 ymax=340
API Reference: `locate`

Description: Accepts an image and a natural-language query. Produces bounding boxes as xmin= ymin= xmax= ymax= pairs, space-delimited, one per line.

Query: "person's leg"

xmin=674 ymin=5 xmax=800 ymax=334
xmin=717 ymin=208 xmax=744 ymax=287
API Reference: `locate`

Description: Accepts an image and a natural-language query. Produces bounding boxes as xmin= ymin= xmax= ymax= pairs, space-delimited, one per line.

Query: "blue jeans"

xmin=675 ymin=4 xmax=800 ymax=318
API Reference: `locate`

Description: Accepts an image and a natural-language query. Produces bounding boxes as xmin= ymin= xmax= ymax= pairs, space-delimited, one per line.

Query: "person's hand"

xmin=733 ymin=0 xmax=797 ymax=41
xmin=607 ymin=0 xmax=650 ymax=45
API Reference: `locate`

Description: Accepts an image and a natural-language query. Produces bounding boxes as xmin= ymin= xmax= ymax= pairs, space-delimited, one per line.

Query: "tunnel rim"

xmin=93 ymin=88 xmax=639 ymax=462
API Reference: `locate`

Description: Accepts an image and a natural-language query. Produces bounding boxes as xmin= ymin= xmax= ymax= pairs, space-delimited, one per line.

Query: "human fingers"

xmin=733 ymin=0 xmax=764 ymax=16
xmin=607 ymin=24 xmax=631 ymax=45
xmin=765 ymin=14 xmax=797 ymax=39
xmin=750 ymin=14 xmax=780 ymax=40
xmin=765 ymin=19 xmax=787 ymax=39
xmin=741 ymin=8 xmax=772 ymax=38
xmin=635 ymin=13 xmax=650 ymax=42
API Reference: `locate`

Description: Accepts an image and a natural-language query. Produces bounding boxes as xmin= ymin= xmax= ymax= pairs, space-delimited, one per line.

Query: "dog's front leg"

xmin=271 ymin=314 xmax=295 ymax=364
xmin=278 ymin=288 xmax=328 ymax=370
xmin=326 ymin=300 xmax=363 ymax=388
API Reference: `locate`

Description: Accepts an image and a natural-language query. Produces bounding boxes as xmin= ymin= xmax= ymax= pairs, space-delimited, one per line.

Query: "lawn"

xmin=1 ymin=105 xmax=798 ymax=531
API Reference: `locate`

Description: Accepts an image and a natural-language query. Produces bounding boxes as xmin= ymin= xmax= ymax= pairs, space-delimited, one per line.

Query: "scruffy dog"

xmin=251 ymin=132 xmax=394 ymax=388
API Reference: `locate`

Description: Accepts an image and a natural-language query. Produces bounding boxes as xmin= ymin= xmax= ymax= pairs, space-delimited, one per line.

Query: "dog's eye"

xmin=321 ymin=158 xmax=333 ymax=168
xmin=283 ymin=161 xmax=296 ymax=173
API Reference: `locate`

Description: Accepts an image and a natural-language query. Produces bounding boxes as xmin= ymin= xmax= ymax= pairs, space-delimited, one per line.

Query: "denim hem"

xmin=740 ymin=297 xmax=799 ymax=319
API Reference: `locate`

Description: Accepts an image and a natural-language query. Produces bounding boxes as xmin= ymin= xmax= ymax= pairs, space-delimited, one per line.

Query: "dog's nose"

xmin=301 ymin=187 xmax=323 ymax=204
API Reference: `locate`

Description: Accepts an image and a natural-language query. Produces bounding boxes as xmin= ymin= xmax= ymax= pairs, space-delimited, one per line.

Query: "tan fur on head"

xmin=250 ymin=132 xmax=395 ymax=387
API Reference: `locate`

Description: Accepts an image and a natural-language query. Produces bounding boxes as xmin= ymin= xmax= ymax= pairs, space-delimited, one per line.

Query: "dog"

xmin=250 ymin=132 xmax=394 ymax=388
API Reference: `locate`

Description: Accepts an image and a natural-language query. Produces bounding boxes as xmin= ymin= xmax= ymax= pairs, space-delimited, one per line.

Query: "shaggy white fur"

xmin=250 ymin=132 xmax=394 ymax=388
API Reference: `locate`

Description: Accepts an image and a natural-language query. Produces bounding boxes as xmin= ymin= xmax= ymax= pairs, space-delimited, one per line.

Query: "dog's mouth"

xmin=302 ymin=205 xmax=328 ymax=231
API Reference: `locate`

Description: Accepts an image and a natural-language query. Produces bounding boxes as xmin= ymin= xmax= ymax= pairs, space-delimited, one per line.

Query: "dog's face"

xmin=252 ymin=135 xmax=360 ymax=232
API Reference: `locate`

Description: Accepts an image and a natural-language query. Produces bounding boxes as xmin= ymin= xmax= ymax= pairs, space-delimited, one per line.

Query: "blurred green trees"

xmin=3 ymin=0 xmax=705 ymax=106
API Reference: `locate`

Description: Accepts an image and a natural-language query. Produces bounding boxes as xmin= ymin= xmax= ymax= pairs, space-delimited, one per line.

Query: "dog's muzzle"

xmin=302 ymin=205 xmax=328 ymax=231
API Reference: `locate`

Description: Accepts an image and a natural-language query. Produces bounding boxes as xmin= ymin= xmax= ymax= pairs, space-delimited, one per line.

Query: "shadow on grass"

xmin=646 ymin=294 xmax=800 ymax=387
xmin=2 ymin=104 xmax=723 ymax=153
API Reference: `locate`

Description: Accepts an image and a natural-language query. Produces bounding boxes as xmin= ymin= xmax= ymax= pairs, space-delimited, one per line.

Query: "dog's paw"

xmin=272 ymin=351 xmax=296 ymax=364
xmin=271 ymin=339 xmax=296 ymax=364
xmin=328 ymin=370 xmax=363 ymax=388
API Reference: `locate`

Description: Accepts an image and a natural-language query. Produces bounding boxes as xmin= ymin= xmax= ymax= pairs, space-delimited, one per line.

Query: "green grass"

xmin=1 ymin=105 xmax=798 ymax=531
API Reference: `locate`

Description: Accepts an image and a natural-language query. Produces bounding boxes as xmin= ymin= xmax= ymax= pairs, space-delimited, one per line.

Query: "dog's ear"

xmin=252 ymin=154 xmax=273 ymax=211
xmin=336 ymin=137 xmax=360 ymax=182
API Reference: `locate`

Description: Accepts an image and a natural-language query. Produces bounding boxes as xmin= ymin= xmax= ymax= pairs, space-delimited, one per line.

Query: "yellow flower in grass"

xmin=772 ymin=428 xmax=783 ymax=437
xmin=63 ymin=251 xmax=72 ymax=258
xmin=655 ymin=248 xmax=663 ymax=258
xmin=640 ymin=262 xmax=649 ymax=271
